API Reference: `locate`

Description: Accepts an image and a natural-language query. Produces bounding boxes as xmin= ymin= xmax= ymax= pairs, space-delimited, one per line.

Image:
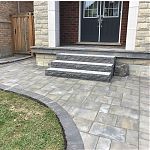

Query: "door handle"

xmin=14 ymin=28 xmax=16 ymax=34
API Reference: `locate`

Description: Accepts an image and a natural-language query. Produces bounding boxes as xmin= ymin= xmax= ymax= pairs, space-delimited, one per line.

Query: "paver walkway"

xmin=0 ymin=59 xmax=149 ymax=150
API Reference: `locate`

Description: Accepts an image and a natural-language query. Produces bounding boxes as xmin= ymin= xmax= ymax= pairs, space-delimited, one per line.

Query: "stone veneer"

xmin=36 ymin=54 xmax=56 ymax=66
xmin=34 ymin=1 xmax=48 ymax=47
xmin=135 ymin=1 xmax=150 ymax=51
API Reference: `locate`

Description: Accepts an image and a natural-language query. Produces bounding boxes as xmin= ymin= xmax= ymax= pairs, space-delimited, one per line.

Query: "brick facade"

xmin=135 ymin=1 xmax=150 ymax=51
xmin=120 ymin=1 xmax=129 ymax=46
xmin=60 ymin=1 xmax=79 ymax=45
xmin=19 ymin=1 xmax=33 ymax=13
xmin=34 ymin=1 xmax=48 ymax=47
xmin=0 ymin=1 xmax=33 ymax=58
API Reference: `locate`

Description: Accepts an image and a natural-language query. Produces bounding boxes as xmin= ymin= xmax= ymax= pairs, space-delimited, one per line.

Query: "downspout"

xmin=17 ymin=1 xmax=20 ymax=14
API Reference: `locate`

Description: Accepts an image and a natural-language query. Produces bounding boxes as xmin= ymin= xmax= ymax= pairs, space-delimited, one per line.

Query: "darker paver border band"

xmin=0 ymin=83 xmax=84 ymax=150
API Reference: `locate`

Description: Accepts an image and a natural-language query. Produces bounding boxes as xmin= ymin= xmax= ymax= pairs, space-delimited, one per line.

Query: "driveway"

xmin=0 ymin=58 xmax=149 ymax=150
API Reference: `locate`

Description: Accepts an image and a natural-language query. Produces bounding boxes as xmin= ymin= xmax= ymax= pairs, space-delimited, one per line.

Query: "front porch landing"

xmin=31 ymin=45 xmax=150 ymax=67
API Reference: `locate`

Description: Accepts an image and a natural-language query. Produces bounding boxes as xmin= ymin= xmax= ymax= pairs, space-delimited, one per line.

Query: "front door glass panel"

xmin=83 ymin=1 xmax=98 ymax=18
xmin=103 ymin=1 xmax=120 ymax=17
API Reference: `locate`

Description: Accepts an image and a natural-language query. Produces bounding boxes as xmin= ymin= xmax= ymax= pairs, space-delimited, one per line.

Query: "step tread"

xmin=52 ymin=60 xmax=113 ymax=66
xmin=46 ymin=67 xmax=111 ymax=76
xmin=58 ymin=53 xmax=115 ymax=58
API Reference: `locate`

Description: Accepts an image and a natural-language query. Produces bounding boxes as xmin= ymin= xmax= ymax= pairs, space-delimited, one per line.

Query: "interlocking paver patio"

xmin=0 ymin=58 xmax=149 ymax=150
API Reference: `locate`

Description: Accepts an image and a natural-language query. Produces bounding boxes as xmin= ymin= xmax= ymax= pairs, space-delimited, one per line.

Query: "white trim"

xmin=48 ymin=1 xmax=60 ymax=47
xmin=126 ymin=1 xmax=139 ymax=50
xmin=78 ymin=1 xmax=81 ymax=42
xmin=118 ymin=1 xmax=123 ymax=44
xmin=98 ymin=2 xmax=102 ymax=42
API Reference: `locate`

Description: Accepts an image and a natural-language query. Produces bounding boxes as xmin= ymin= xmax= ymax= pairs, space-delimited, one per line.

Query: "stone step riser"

xmin=45 ymin=70 xmax=111 ymax=82
xmin=57 ymin=55 xmax=115 ymax=64
xmin=50 ymin=61 xmax=114 ymax=72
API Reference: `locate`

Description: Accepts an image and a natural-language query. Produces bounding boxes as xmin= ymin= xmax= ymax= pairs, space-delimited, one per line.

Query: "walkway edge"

xmin=0 ymin=56 xmax=32 ymax=64
xmin=0 ymin=83 xmax=84 ymax=150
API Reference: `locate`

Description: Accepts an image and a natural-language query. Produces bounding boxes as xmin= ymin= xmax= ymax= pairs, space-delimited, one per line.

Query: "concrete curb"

xmin=0 ymin=83 xmax=84 ymax=150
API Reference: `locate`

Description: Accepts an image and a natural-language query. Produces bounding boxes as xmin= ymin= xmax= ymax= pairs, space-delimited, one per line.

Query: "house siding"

xmin=135 ymin=1 xmax=150 ymax=51
xmin=0 ymin=1 xmax=33 ymax=58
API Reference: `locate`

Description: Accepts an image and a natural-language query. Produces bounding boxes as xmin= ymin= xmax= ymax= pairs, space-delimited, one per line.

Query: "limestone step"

xmin=50 ymin=60 xmax=114 ymax=72
xmin=45 ymin=67 xmax=112 ymax=82
xmin=57 ymin=53 xmax=115 ymax=63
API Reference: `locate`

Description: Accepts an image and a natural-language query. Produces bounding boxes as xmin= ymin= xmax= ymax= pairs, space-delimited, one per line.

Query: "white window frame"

xmin=103 ymin=1 xmax=120 ymax=18
xmin=83 ymin=1 xmax=98 ymax=19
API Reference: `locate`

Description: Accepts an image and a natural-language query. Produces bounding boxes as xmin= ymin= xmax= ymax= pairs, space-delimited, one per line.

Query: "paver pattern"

xmin=0 ymin=58 xmax=149 ymax=150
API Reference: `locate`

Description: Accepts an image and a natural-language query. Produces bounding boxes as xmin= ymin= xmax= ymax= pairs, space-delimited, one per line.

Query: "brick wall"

xmin=0 ymin=2 xmax=17 ymax=57
xmin=60 ymin=1 xmax=79 ymax=45
xmin=0 ymin=1 xmax=33 ymax=58
xmin=19 ymin=1 xmax=33 ymax=13
xmin=135 ymin=1 xmax=150 ymax=51
xmin=120 ymin=1 xmax=129 ymax=46
xmin=34 ymin=1 xmax=48 ymax=47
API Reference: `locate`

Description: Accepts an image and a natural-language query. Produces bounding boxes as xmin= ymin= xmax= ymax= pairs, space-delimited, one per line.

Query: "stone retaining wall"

xmin=34 ymin=1 xmax=48 ymax=47
xmin=135 ymin=1 xmax=150 ymax=51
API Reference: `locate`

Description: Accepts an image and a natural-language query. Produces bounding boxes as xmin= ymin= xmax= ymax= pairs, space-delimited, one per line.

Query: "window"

xmin=83 ymin=1 xmax=98 ymax=18
xmin=103 ymin=1 xmax=120 ymax=17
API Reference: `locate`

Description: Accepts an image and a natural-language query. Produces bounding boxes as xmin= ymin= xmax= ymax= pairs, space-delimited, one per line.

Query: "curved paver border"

xmin=0 ymin=83 xmax=84 ymax=150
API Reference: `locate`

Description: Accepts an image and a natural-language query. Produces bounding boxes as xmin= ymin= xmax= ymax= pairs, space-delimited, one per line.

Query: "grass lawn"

xmin=0 ymin=90 xmax=65 ymax=150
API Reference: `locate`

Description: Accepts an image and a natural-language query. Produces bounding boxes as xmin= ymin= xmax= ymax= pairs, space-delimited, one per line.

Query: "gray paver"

xmin=95 ymin=112 xmax=117 ymax=126
xmin=116 ymin=116 xmax=139 ymax=130
xmin=80 ymin=132 xmax=99 ymax=150
xmin=99 ymin=104 xmax=110 ymax=113
xmin=73 ymin=117 xmax=93 ymax=132
xmin=109 ymin=105 xmax=139 ymax=119
xmin=126 ymin=130 xmax=139 ymax=146
xmin=75 ymin=109 xmax=98 ymax=121
xmin=121 ymin=98 xmax=139 ymax=110
xmin=139 ymin=132 xmax=149 ymax=141
xmin=96 ymin=137 xmax=111 ymax=150
xmin=89 ymin=122 xmax=126 ymax=142
xmin=139 ymin=138 xmax=149 ymax=150
xmin=110 ymin=141 xmax=138 ymax=150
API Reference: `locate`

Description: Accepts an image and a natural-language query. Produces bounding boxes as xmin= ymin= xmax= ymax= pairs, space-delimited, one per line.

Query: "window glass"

xmin=83 ymin=1 xmax=98 ymax=18
xmin=103 ymin=1 xmax=120 ymax=17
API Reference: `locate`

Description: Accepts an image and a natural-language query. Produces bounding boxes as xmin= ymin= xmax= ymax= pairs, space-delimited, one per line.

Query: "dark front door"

xmin=81 ymin=1 xmax=99 ymax=42
xmin=100 ymin=1 xmax=122 ymax=42
xmin=81 ymin=1 xmax=122 ymax=43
